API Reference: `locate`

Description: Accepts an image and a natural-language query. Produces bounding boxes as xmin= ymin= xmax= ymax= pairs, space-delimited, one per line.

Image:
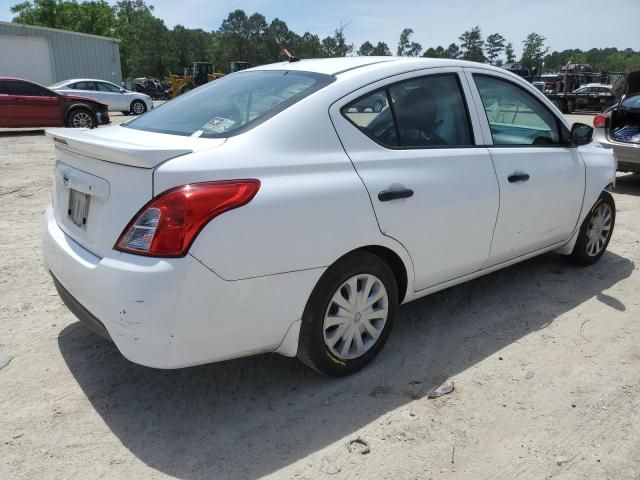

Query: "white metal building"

xmin=0 ymin=21 xmax=121 ymax=86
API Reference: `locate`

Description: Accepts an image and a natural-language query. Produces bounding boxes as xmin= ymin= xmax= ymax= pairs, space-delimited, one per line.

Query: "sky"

xmin=1 ymin=0 xmax=639 ymax=57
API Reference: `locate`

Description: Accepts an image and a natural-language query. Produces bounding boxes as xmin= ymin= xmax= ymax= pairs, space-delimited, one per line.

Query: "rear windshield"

xmin=124 ymin=70 xmax=334 ymax=138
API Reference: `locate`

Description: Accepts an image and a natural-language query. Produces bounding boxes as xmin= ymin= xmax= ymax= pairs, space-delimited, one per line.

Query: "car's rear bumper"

xmin=43 ymin=205 xmax=322 ymax=368
xmin=593 ymin=127 xmax=640 ymax=171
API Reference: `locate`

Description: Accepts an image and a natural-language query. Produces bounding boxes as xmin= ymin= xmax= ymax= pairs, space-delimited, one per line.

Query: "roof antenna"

xmin=276 ymin=38 xmax=300 ymax=62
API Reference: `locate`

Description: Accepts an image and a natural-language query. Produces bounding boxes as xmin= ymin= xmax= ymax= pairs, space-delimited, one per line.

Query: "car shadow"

xmin=58 ymin=251 xmax=633 ymax=480
xmin=615 ymin=173 xmax=640 ymax=196
xmin=0 ymin=129 xmax=45 ymax=137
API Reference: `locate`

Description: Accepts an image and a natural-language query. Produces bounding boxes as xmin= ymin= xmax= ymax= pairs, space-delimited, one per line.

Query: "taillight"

xmin=115 ymin=180 xmax=260 ymax=257
xmin=593 ymin=114 xmax=607 ymax=128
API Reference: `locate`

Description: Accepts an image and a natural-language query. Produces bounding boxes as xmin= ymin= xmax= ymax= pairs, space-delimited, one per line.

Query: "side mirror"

xmin=570 ymin=122 xmax=593 ymax=146
xmin=120 ymin=88 xmax=126 ymax=93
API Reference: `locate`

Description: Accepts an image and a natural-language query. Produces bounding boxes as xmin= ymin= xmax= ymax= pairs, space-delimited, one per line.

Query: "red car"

xmin=0 ymin=77 xmax=109 ymax=129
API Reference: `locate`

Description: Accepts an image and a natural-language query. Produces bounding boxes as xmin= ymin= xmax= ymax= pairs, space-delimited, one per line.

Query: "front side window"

xmin=474 ymin=75 xmax=562 ymax=146
xmin=124 ymin=70 xmax=334 ymax=137
xmin=342 ymin=73 xmax=473 ymax=148
xmin=72 ymin=82 xmax=97 ymax=91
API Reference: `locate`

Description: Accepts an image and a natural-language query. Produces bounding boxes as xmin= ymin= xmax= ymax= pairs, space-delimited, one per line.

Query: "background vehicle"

xmin=0 ymin=77 xmax=108 ymax=128
xmin=130 ymin=77 xmax=171 ymax=100
xmin=50 ymin=79 xmax=153 ymax=115
xmin=43 ymin=58 xmax=615 ymax=376
xmin=167 ymin=61 xmax=254 ymax=97
xmin=593 ymin=65 xmax=640 ymax=172
xmin=547 ymin=82 xmax=615 ymax=113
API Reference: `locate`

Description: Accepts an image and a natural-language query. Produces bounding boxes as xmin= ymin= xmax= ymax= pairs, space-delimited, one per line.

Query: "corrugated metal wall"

xmin=0 ymin=21 xmax=121 ymax=84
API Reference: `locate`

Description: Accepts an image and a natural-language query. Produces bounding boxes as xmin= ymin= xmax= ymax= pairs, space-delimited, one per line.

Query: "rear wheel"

xmin=297 ymin=252 xmax=398 ymax=376
xmin=564 ymin=191 xmax=615 ymax=266
xmin=130 ymin=100 xmax=147 ymax=115
xmin=67 ymin=109 xmax=96 ymax=129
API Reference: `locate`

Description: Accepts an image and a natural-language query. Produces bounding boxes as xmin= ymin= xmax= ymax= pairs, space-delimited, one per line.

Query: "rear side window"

xmin=342 ymin=73 xmax=474 ymax=148
xmin=0 ymin=82 xmax=8 ymax=95
xmin=124 ymin=70 xmax=334 ymax=137
xmin=474 ymin=75 xmax=561 ymax=146
xmin=6 ymin=80 xmax=51 ymax=96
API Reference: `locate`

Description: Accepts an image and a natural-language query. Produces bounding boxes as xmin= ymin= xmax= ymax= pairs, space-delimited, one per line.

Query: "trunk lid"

xmin=612 ymin=65 xmax=640 ymax=99
xmin=46 ymin=126 xmax=226 ymax=258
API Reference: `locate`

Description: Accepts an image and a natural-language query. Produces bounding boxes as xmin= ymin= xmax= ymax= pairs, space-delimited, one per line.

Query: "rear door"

xmin=68 ymin=81 xmax=100 ymax=102
xmin=466 ymin=69 xmax=585 ymax=266
xmin=331 ymin=68 xmax=500 ymax=291
xmin=6 ymin=80 xmax=62 ymax=127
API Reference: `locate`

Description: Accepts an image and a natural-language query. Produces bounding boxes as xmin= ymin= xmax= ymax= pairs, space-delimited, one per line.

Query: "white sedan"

xmin=50 ymin=78 xmax=153 ymax=115
xmin=43 ymin=57 xmax=616 ymax=376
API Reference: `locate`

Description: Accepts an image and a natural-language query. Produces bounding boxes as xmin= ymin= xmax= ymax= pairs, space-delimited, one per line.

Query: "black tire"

xmin=179 ymin=84 xmax=193 ymax=95
xmin=130 ymin=100 xmax=147 ymax=115
xmin=564 ymin=191 xmax=615 ymax=266
xmin=67 ymin=108 xmax=96 ymax=129
xmin=373 ymin=100 xmax=384 ymax=113
xmin=297 ymin=251 xmax=398 ymax=376
xmin=356 ymin=106 xmax=365 ymax=113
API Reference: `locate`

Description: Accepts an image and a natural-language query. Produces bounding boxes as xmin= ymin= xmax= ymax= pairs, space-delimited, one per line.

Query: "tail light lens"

xmin=116 ymin=180 xmax=260 ymax=257
xmin=593 ymin=114 xmax=607 ymax=128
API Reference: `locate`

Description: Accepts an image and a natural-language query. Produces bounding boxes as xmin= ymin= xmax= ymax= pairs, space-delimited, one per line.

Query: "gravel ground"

xmin=1 ymin=113 xmax=640 ymax=480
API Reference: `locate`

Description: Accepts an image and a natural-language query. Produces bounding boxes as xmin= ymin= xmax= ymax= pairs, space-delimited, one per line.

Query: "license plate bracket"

xmin=68 ymin=189 xmax=91 ymax=228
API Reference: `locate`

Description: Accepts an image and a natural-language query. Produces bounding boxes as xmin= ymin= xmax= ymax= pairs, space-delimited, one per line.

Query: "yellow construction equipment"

xmin=166 ymin=61 xmax=253 ymax=98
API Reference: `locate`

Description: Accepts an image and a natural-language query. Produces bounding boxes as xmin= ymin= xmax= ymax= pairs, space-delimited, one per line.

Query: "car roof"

xmin=57 ymin=78 xmax=116 ymax=84
xmin=249 ymin=56 xmax=500 ymax=76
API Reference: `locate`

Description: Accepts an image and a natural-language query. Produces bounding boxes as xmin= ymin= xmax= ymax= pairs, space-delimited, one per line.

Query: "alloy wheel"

xmin=72 ymin=112 xmax=93 ymax=128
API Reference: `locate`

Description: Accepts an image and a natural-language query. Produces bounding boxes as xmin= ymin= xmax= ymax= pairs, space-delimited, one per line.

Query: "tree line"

xmin=10 ymin=0 xmax=640 ymax=79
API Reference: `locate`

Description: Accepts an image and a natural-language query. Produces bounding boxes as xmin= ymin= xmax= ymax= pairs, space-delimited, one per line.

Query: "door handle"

xmin=378 ymin=188 xmax=414 ymax=202
xmin=508 ymin=173 xmax=530 ymax=183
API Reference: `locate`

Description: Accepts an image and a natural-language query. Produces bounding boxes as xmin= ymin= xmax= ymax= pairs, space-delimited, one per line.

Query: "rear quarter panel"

xmin=153 ymin=90 xmax=415 ymax=286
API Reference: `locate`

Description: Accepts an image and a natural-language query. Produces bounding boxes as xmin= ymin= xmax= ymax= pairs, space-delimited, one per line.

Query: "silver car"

xmin=50 ymin=79 xmax=153 ymax=115
xmin=593 ymin=66 xmax=640 ymax=173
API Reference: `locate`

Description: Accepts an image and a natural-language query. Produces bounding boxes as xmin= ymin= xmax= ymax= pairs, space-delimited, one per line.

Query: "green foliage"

xmin=358 ymin=41 xmax=391 ymax=56
xmin=505 ymin=42 xmax=516 ymax=64
xmin=458 ymin=26 xmax=485 ymax=62
xmin=11 ymin=0 xmax=116 ymax=36
xmin=397 ymin=28 xmax=422 ymax=57
xmin=520 ymin=32 xmax=549 ymax=73
xmin=9 ymin=2 xmax=640 ymax=79
xmin=485 ymin=33 xmax=506 ymax=65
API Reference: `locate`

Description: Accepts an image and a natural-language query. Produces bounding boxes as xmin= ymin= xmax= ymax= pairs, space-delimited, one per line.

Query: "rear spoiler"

xmin=45 ymin=128 xmax=193 ymax=169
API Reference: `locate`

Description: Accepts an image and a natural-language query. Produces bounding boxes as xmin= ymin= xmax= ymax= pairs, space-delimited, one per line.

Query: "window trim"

xmin=340 ymin=72 xmax=477 ymax=150
xmin=472 ymin=73 xmax=571 ymax=148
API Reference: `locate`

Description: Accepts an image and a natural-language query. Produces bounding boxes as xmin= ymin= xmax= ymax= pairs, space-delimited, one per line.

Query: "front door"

xmin=331 ymin=69 xmax=500 ymax=291
xmin=466 ymin=70 xmax=585 ymax=266
xmin=95 ymin=81 xmax=127 ymax=110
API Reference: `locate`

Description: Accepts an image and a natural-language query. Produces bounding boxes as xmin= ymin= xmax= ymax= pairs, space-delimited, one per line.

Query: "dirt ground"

xmin=1 ymin=113 xmax=640 ymax=480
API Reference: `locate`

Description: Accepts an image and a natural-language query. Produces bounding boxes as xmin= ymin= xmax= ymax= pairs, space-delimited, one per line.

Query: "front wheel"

xmin=373 ymin=100 xmax=384 ymax=113
xmin=67 ymin=109 xmax=96 ymax=129
xmin=130 ymin=100 xmax=147 ymax=115
xmin=564 ymin=191 xmax=615 ymax=266
xmin=297 ymin=251 xmax=398 ymax=376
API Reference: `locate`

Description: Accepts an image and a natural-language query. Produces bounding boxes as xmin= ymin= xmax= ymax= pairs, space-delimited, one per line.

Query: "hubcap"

xmin=585 ymin=203 xmax=612 ymax=256
xmin=323 ymin=274 xmax=389 ymax=360
xmin=133 ymin=102 xmax=145 ymax=114
xmin=72 ymin=112 xmax=92 ymax=128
